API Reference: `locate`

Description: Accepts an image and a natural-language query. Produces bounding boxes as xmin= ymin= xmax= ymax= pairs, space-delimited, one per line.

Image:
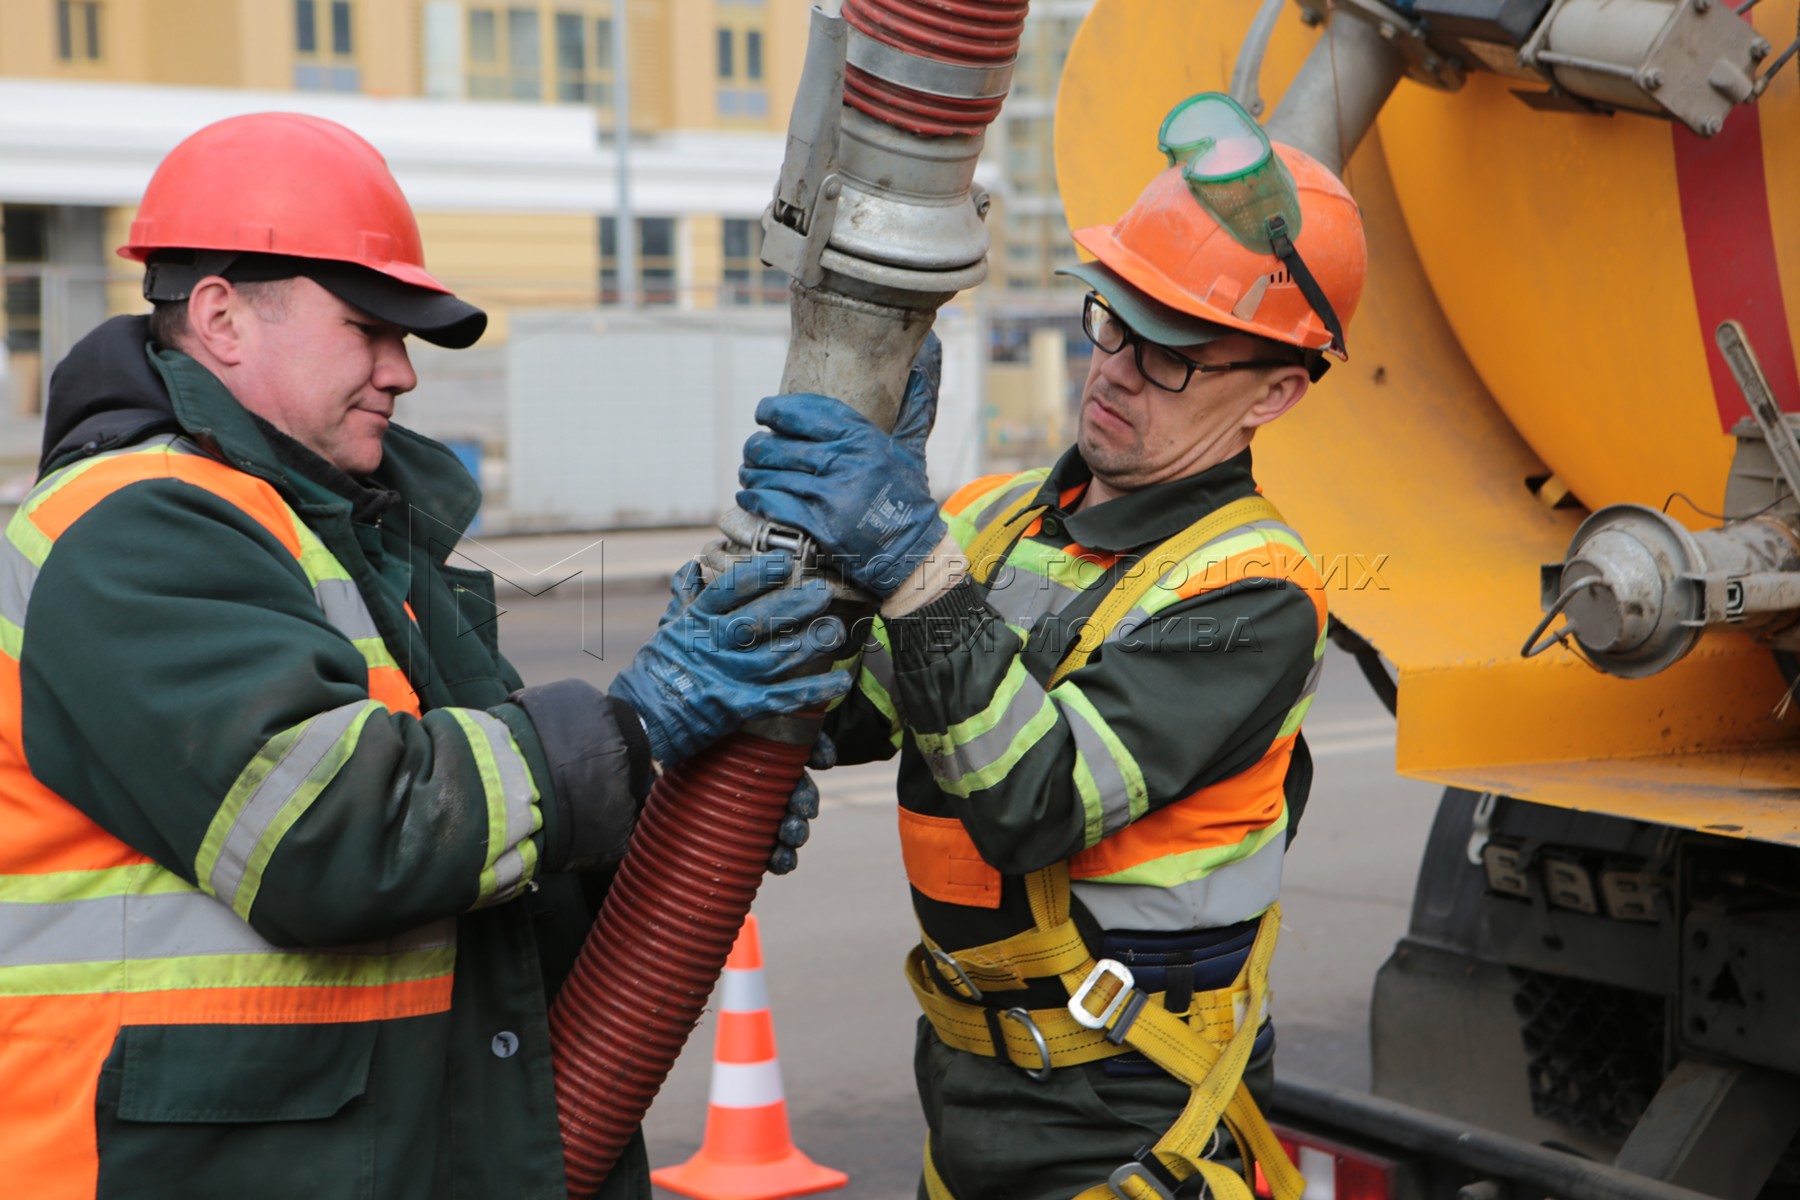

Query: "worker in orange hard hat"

xmin=0 ymin=112 xmax=847 ymax=1200
xmin=737 ymin=92 xmax=1366 ymax=1199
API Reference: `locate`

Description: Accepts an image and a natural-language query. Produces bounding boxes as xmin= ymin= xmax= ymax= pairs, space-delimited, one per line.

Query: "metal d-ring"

xmin=1520 ymin=576 xmax=1600 ymax=659
xmin=1000 ymin=1007 xmax=1053 ymax=1083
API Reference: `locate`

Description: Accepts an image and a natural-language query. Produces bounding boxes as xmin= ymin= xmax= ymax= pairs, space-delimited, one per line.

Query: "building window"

xmin=55 ymin=1 xmax=103 ymax=62
xmin=721 ymin=218 xmax=785 ymax=306
xmin=2 ymin=206 xmax=47 ymax=358
xmin=601 ymin=216 xmax=678 ymax=306
xmin=471 ymin=4 xmax=613 ymax=105
xmin=295 ymin=0 xmax=359 ymax=92
xmin=714 ymin=4 xmax=768 ymax=121
xmin=552 ymin=10 xmax=616 ymax=104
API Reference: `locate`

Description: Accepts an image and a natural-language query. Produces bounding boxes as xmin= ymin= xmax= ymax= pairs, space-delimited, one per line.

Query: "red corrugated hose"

xmin=843 ymin=0 xmax=1031 ymax=135
xmin=551 ymin=732 xmax=812 ymax=1193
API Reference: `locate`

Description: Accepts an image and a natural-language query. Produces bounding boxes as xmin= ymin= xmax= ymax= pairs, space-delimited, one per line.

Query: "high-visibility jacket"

xmin=827 ymin=448 xmax=1325 ymax=1007
xmin=0 ymin=317 xmax=651 ymax=1200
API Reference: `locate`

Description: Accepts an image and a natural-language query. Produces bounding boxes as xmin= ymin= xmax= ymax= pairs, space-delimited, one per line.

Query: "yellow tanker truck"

xmin=1054 ymin=1 xmax=1800 ymax=1196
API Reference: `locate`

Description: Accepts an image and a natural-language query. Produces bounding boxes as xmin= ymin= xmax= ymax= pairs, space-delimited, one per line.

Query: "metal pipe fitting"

xmin=1265 ymin=9 xmax=1408 ymax=175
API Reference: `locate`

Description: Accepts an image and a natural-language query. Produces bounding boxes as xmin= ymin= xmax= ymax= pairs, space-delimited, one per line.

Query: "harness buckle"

xmin=1069 ymin=958 xmax=1138 ymax=1031
xmin=1107 ymin=1158 xmax=1179 ymax=1200
xmin=929 ymin=947 xmax=985 ymax=1002
xmin=1000 ymin=1007 xmax=1053 ymax=1083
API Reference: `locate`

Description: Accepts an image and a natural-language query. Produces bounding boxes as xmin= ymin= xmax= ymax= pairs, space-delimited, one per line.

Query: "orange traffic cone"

xmin=652 ymin=915 xmax=849 ymax=1200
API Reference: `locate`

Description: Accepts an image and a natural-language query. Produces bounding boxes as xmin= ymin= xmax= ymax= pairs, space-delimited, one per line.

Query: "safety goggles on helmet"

xmin=1081 ymin=293 xmax=1303 ymax=393
xmin=1158 ymin=93 xmax=1347 ymax=359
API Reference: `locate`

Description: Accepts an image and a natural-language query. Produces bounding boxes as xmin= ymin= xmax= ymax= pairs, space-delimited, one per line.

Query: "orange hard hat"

xmin=121 ymin=112 xmax=485 ymax=347
xmin=1067 ymin=142 xmax=1366 ymax=360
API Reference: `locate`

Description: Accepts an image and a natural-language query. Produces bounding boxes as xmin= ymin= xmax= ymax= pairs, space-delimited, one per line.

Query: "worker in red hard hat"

xmin=0 ymin=111 xmax=846 ymax=1200
xmin=737 ymin=93 xmax=1365 ymax=1199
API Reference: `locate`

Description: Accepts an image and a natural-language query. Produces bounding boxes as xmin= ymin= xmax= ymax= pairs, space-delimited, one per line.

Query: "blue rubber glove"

xmin=892 ymin=333 xmax=942 ymax=478
xmin=768 ymin=732 xmax=836 ymax=876
xmin=737 ymin=398 xmax=946 ymax=599
xmin=610 ymin=553 xmax=850 ymax=766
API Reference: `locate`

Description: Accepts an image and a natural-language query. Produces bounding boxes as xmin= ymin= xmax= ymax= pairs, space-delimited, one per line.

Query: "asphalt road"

xmin=495 ymin=580 xmax=1446 ymax=1198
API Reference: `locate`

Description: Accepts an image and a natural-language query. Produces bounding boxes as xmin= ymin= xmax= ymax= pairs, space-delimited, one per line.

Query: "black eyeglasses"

xmin=1080 ymin=292 xmax=1299 ymax=393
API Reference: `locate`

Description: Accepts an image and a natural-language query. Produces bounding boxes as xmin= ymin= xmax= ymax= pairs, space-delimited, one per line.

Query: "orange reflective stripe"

xmin=26 ymin=450 xmax=301 ymax=555
xmin=1068 ymin=733 xmax=1296 ymax=881
xmin=944 ymin=473 xmax=1018 ymax=517
xmin=119 ymin=975 xmax=454 ymax=1025
xmin=367 ymin=664 xmax=423 ymax=717
xmin=898 ymin=807 xmax=1002 ymax=909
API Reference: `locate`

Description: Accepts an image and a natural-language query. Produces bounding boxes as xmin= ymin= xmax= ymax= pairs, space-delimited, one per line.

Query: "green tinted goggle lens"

xmin=1159 ymin=91 xmax=1303 ymax=253
xmin=1158 ymin=92 xmax=1271 ymax=177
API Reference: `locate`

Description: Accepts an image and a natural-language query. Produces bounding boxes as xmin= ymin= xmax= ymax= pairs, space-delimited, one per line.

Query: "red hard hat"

xmin=119 ymin=112 xmax=449 ymax=296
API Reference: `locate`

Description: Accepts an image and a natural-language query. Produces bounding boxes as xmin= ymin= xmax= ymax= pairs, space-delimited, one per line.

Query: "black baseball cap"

xmin=143 ymin=250 xmax=488 ymax=349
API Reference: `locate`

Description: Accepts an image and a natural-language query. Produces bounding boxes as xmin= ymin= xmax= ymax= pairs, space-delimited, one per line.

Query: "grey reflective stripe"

xmin=207 ymin=701 xmax=370 ymax=910
xmin=918 ymin=681 xmax=1050 ymax=786
xmin=862 ymin=632 xmax=897 ymax=697
xmin=0 ymin=890 xmax=453 ymax=969
xmin=1065 ymin=702 xmax=1134 ymax=841
xmin=314 ymin=578 xmax=382 ymax=642
xmin=469 ymin=710 xmax=538 ymax=904
xmin=1298 ymin=653 xmax=1324 ymax=699
xmin=985 ymin=570 xmax=1084 ymax=630
xmin=0 ymin=535 xmax=36 ymax=630
xmin=1071 ymin=835 xmax=1285 ymax=931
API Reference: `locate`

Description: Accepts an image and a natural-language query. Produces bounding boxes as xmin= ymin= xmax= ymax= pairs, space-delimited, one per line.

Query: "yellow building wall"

xmin=765 ymin=0 xmax=809 ymax=133
xmin=233 ymin=0 xmax=293 ymax=90
xmin=145 ymin=0 xmax=244 ymax=88
xmin=415 ymin=210 xmax=599 ymax=342
xmin=688 ymin=213 xmax=723 ymax=310
xmin=103 ymin=206 xmax=146 ymax=319
xmin=359 ymin=0 xmax=422 ymax=98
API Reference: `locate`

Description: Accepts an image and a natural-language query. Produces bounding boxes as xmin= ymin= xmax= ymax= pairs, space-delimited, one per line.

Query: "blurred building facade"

xmin=0 ymin=0 xmax=1092 ymax=495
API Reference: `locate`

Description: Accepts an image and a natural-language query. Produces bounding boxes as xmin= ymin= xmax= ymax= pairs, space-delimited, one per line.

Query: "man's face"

xmin=228 ymin=277 xmax=417 ymax=476
xmin=1076 ymin=328 xmax=1290 ymax=494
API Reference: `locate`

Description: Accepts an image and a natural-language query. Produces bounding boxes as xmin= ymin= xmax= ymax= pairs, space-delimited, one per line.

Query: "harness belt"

xmin=913 ymin=865 xmax=1303 ymax=1200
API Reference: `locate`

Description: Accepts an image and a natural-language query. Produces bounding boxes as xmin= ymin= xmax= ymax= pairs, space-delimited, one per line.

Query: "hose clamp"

xmin=845 ymin=27 xmax=1015 ymax=100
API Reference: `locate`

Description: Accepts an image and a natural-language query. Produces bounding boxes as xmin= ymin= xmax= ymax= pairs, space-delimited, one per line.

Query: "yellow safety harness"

xmin=914 ymin=490 xmax=1306 ymax=1200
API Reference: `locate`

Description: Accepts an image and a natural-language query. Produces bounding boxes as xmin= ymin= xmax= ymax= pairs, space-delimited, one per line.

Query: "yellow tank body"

xmin=1055 ymin=0 xmax=1800 ymax=840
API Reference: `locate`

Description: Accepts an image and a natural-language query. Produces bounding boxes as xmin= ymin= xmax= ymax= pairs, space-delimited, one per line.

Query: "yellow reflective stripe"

xmin=0 ymin=862 xmax=197 ymax=904
xmin=289 ymin=515 xmax=354 ymax=584
xmin=0 ymin=943 xmax=455 ymax=999
xmin=916 ymin=655 xmax=1032 ymax=757
xmin=1135 ymin=525 xmax=1313 ymax=619
xmin=1278 ymin=692 xmax=1317 ymax=740
xmin=6 ymin=505 xmax=53 ymax=571
xmin=16 ymin=438 xmax=177 ymax=526
xmin=448 ymin=709 xmax=542 ymax=907
xmin=1001 ymin=538 xmax=1113 ymax=591
xmin=1053 ymin=680 xmax=1148 ymax=836
xmin=1081 ymin=811 xmax=1290 ymax=889
xmin=915 ymin=658 xmax=1059 ymax=798
xmin=353 ymin=635 xmax=402 ymax=670
xmin=0 ymin=614 xmax=20 ymax=660
xmin=944 ymin=470 xmax=1048 ymax=551
xmin=216 ymin=701 xmax=384 ymax=921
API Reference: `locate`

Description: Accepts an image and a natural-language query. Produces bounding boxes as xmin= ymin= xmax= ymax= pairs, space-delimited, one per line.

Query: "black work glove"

xmin=767 ymin=731 xmax=837 ymax=876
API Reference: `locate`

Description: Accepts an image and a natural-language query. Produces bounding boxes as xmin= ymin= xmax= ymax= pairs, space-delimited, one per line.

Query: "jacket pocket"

xmin=96 ymin=1023 xmax=378 ymax=1200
